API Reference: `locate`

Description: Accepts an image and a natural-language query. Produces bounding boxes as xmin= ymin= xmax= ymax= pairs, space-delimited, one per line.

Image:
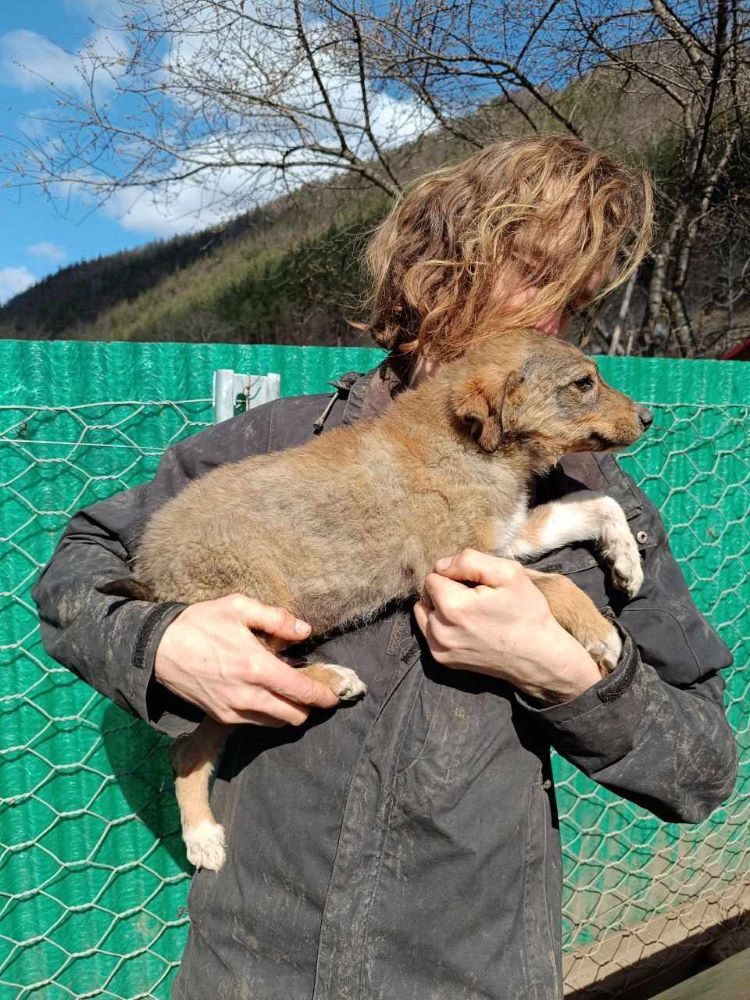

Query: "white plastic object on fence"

xmin=212 ymin=370 xmax=281 ymax=423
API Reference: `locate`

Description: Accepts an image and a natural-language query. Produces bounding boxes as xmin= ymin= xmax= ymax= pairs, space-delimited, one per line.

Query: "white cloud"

xmin=0 ymin=31 xmax=84 ymax=93
xmin=98 ymin=18 xmax=434 ymax=238
xmin=0 ymin=25 xmax=129 ymax=96
xmin=4 ymin=4 xmax=435 ymax=240
xmin=28 ymin=242 xmax=67 ymax=265
xmin=0 ymin=267 xmax=37 ymax=305
xmin=103 ymin=182 xmax=241 ymax=237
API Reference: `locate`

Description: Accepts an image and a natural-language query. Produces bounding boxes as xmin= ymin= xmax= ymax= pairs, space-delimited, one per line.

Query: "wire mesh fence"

xmin=559 ymin=397 xmax=750 ymax=997
xmin=0 ymin=343 xmax=748 ymax=999
xmin=1 ymin=399 xmax=212 ymax=1000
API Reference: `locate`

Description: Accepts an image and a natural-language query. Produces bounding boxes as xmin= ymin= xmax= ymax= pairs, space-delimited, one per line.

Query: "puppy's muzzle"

xmin=636 ymin=404 xmax=653 ymax=429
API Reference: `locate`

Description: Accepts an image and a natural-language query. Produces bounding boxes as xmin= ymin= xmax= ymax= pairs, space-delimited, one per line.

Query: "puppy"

xmin=120 ymin=329 xmax=651 ymax=870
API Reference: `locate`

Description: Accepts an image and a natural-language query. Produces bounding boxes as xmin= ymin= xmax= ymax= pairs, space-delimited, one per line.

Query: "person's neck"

xmin=407 ymin=353 xmax=438 ymax=388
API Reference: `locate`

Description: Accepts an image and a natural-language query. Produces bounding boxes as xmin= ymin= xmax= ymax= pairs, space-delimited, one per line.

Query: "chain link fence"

xmin=1 ymin=342 xmax=748 ymax=998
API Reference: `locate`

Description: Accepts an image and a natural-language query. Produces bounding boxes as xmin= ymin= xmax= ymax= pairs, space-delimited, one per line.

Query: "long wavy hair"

xmin=364 ymin=135 xmax=653 ymax=361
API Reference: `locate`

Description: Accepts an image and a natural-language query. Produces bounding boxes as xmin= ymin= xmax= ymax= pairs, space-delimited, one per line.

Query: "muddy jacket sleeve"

xmin=31 ymin=405 xmax=274 ymax=737
xmin=519 ymin=488 xmax=738 ymax=823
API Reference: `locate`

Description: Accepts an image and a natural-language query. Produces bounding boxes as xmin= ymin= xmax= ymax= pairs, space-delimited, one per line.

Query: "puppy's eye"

xmin=572 ymin=375 xmax=595 ymax=392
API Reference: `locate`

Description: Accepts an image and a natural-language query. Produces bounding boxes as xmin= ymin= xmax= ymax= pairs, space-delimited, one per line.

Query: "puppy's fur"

xmin=124 ymin=329 xmax=650 ymax=870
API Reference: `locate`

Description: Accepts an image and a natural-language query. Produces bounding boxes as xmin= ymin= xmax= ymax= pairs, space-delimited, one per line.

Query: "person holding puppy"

xmin=33 ymin=136 xmax=737 ymax=1000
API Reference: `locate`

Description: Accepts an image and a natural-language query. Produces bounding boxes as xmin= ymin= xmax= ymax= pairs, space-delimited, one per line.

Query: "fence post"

xmin=212 ymin=369 xmax=236 ymax=423
xmin=213 ymin=370 xmax=281 ymax=423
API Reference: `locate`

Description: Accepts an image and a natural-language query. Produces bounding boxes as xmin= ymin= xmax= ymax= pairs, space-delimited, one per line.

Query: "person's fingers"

xmin=422 ymin=572 xmax=473 ymax=618
xmin=245 ymin=653 xmax=340 ymax=709
xmin=233 ymin=686 xmax=313 ymax=725
xmin=224 ymin=593 xmax=311 ymax=641
xmin=218 ymin=709 xmax=288 ymax=728
xmin=413 ymin=599 xmax=430 ymax=634
xmin=433 ymin=550 xmax=524 ymax=588
xmin=413 ymin=599 xmax=453 ymax=663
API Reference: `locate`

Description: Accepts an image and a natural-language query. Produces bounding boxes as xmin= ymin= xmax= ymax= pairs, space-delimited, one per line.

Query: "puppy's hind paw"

xmin=587 ymin=625 xmax=622 ymax=676
xmin=323 ymin=664 xmax=368 ymax=701
xmin=298 ymin=662 xmax=368 ymax=701
xmin=184 ymin=820 xmax=226 ymax=871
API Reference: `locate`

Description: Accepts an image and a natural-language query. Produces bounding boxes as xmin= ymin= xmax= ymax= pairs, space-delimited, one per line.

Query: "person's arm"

xmin=515 ymin=625 xmax=735 ymax=822
xmin=515 ymin=492 xmax=738 ymax=823
xmin=415 ymin=519 xmax=737 ymax=823
xmin=32 ymin=405 xmax=339 ymax=738
xmin=32 ymin=476 xmax=194 ymax=735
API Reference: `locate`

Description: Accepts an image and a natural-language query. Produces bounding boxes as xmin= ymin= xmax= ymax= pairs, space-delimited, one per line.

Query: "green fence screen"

xmin=1 ymin=341 xmax=748 ymax=999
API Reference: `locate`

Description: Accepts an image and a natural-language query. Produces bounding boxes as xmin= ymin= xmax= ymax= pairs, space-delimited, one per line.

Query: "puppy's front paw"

xmin=596 ymin=497 xmax=644 ymax=598
xmin=184 ymin=820 xmax=226 ymax=871
xmin=609 ymin=537 xmax=644 ymax=598
xmin=600 ymin=516 xmax=643 ymax=597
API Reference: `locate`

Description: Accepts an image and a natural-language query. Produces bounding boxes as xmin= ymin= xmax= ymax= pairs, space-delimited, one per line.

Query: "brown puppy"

xmin=129 ymin=329 xmax=650 ymax=870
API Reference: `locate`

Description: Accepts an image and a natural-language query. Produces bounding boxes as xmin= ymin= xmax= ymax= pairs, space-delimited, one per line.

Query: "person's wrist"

xmin=154 ymin=613 xmax=185 ymax=684
xmin=513 ymin=620 xmax=602 ymax=705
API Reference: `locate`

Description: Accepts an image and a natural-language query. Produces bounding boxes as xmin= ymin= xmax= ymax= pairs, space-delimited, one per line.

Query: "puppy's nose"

xmin=637 ymin=404 xmax=653 ymax=428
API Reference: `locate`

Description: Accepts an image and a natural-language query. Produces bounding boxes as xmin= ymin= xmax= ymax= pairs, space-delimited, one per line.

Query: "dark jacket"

xmin=32 ymin=366 xmax=738 ymax=1000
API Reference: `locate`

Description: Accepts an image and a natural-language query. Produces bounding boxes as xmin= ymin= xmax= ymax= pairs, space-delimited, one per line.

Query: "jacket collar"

xmin=340 ymin=353 xmax=411 ymax=426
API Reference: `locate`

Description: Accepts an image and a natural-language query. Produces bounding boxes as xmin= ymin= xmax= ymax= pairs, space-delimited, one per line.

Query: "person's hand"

xmin=413 ymin=549 xmax=601 ymax=704
xmin=154 ymin=594 xmax=340 ymax=726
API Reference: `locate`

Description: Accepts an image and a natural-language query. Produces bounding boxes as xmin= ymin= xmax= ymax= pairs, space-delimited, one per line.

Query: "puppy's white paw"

xmin=600 ymin=512 xmax=643 ymax=597
xmin=594 ymin=496 xmax=643 ymax=597
xmin=608 ymin=536 xmax=644 ymax=598
xmin=587 ymin=625 xmax=622 ymax=675
xmin=184 ymin=820 xmax=226 ymax=871
xmin=324 ymin=664 xmax=368 ymax=701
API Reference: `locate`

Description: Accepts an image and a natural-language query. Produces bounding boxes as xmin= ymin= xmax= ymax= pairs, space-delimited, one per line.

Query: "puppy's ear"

xmin=452 ymin=369 xmax=527 ymax=451
xmin=497 ymin=371 xmax=526 ymax=440
xmin=452 ymin=367 xmax=517 ymax=452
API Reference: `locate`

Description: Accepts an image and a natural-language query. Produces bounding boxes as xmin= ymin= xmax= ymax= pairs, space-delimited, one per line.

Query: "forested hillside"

xmin=0 ymin=187 xmax=393 ymax=347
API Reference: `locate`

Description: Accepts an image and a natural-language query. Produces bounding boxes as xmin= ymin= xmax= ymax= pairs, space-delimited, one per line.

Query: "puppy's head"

xmin=450 ymin=330 xmax=651 ymax=461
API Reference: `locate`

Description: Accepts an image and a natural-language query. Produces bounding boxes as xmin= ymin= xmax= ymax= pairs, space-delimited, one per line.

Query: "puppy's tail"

xmin=100 ymin=578 xmax=157 ymax=602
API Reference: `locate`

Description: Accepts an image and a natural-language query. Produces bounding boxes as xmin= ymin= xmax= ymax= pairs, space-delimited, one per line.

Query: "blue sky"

xmin=0 ymin=1 xmax=455 ymax=307
xmin=0 ymin=1 xmax=179 ymax=304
